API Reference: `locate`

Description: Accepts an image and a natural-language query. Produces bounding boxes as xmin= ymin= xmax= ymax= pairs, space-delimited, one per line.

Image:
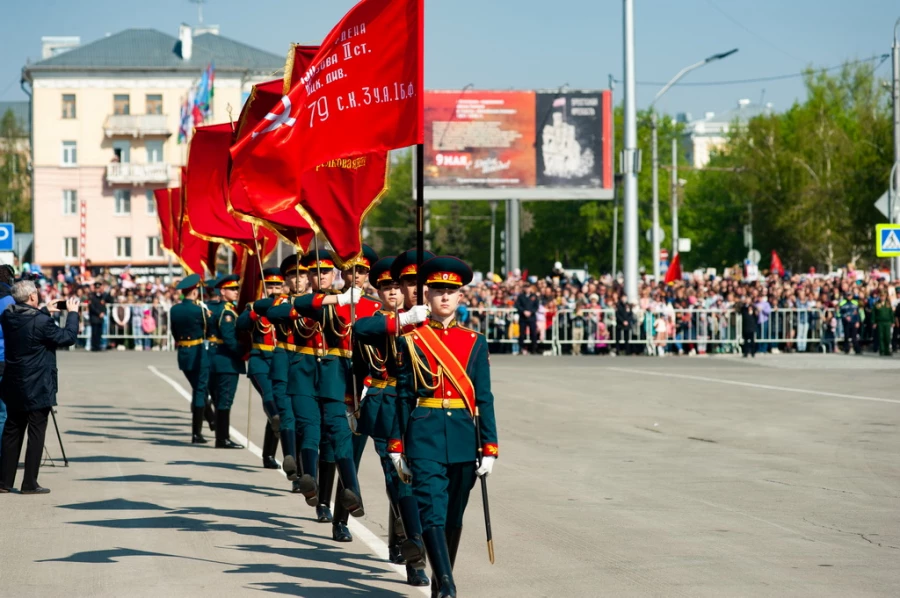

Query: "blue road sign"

xmin=876 ymin=224 xmax=900 ymax=257
xmin=0 ymin=223 xmax=14 ymax=252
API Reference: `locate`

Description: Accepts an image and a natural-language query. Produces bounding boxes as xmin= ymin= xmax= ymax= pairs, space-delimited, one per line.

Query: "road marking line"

xmin=606 ymin=366 xmax=900 ymax=405
xmin=147 ymin=365 xmax=428 ymax=595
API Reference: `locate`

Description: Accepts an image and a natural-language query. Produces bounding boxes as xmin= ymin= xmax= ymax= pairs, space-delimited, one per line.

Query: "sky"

xmin=1 ymin=0 xmax=897 ymax=120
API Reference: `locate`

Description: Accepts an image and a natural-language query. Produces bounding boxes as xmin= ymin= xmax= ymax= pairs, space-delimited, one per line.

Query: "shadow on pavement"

xmin=80 ymin=474 xmax=287 ymax=497
xmin=65 ymin=456 xmax=147 ymax=464
xmin=166 ymin=460 xmax=262 ymax=474
xmin=59 ymin=498 xmax=169 ymax=511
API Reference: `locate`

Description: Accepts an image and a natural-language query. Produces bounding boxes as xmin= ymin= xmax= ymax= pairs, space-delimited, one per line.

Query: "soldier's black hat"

xmin=302 ymin=248 xmax=335 ymax=271
xmin=418 ymin=256 xmax=473 ymax=288
xmin=390 ymin=248 xmax=436 ymax=282
xmin=280 ymin=254 xmax=308 ymax=276
xmin=176 ymin=273 xmax=202 ymax=291
xmin=204 ymin=277 xmax=219 ymax=290
xmin=263 ymin=268 xmax=284 ymax=284
xmin=369 ymin=256 xmax=397 ymax=288
xmin=341 ymin=245 xmax=379 ymax=271
xmin=215 ymin=274 xmax=241 ymax=289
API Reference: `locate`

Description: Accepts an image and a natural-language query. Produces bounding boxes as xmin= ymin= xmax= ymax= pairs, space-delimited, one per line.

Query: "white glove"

xmin=359 ymin=385 xmax=369 ymax=404
xmin=337 ymin=287 xmax=361 ymax=306
xmin=390 ymin=452 xmax=412 ymax=483
xmin=346 ymin=410 xmax=358 ymax=434
xmin=476 ymin=456 xmax=495 ymax=478
xmin=399 ymin=304 xmax=429 ymax=327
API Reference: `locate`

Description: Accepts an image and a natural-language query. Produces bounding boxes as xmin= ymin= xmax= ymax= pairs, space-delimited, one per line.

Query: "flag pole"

xmin=415 ymin=0 xmax=425 ymax=306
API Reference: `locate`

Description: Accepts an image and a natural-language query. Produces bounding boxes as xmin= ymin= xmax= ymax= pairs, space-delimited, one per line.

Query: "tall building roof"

xmin=686 ymin=99 xmax=774 ymax=137
xmin=0 ymin=101 xmax=30 ymax=135
xmin=24 ymin=28 xmax=285 ymax=75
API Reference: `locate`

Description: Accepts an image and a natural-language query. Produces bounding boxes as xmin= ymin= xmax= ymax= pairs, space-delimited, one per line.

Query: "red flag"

xmin=770 ymin=250 xmax=785 ymax=278
xmin=186 ymin=123 xmax=259 ymax=247
xmin=237 ymin=250 xmax=266 ymax=314
xmin=153 ymin=188 xmax=176 ymax=252
xmin=664 ymin=253 xmax=683 ymax=285
xmin=230 ymin=0 xmax=421 ymax=199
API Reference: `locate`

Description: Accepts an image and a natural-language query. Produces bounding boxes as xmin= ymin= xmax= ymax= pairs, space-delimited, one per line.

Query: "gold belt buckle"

xmin=315 ymin=348 xmax=325 ymax=357
xmin=442 ymin=398 xmax=450 ymax=409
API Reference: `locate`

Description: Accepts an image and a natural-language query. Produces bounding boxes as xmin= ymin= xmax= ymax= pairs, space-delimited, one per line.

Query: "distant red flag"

xmin=664 ymin=253 xmax=683 ymax=285
xmin=237 ymin=250 xmax=266 ymax=314
xmin=230 ymin=0 xmax=421 ymax=203
xmin=153 ymin=188 xmax=176 ymax=252
xmin=770 ymin=250 xmax=785 ymax=278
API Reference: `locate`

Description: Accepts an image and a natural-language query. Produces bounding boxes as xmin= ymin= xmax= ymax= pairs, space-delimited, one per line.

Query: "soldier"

xmin=874 ymin=292 xmax=893 ymax=356
xmin=391 ymin=248 xmax=435 ymax=311
xmin=352 ymin=256 xmax=430 ymax=586
xmin=285 ymin=249 xmax=379 ymax=528
xmin=237 ymin=268 xmax=284 ymax=469
xmin=169 ymin=274 xmax=212 ymax=444
xmin=388 ymin=256 xmax=498 ymax=598
xmin=202 ymin=278 xmax=220 ymax=434
xmin=209 ymin=274 xmax=246 ymax=449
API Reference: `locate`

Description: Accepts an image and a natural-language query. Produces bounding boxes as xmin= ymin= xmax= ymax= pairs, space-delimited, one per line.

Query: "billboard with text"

xmin=423 ymin=89 xmax=613 ymax=200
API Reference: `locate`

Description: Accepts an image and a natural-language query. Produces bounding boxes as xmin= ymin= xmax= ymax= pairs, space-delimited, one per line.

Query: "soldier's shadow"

xmin=80 ymin=474 xmax=287 ymax=497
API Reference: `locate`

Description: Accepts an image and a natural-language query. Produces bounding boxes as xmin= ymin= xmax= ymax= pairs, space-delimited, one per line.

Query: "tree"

xmin=0 ymin=108 xmax=31 ymax=233
xmin=365 ymin=149 xmax=418 ymax=255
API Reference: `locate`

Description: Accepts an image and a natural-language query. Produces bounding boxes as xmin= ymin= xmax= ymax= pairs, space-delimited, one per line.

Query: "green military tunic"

xmin=169 ymin=298 xmax=210 ymax=408
xmin=209 ymin=301 xmax=245 ymax=410
xmin=874 ymin=301 xmax=894 ymax=356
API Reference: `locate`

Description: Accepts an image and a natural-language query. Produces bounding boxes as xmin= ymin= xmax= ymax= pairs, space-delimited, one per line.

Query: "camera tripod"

xmin=41 ymin=407 xmax=68 ymax=468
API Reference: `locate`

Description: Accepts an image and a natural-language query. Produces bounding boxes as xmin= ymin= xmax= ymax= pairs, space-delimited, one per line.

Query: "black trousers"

xmin=90 ymin=321 xmax=103 ymax=351
xmin=0 ymin=407 xmax=50 ymax=491
xmin=519 ymin=317 xmax=538 ymax=353
xmin=742 ymin=334 xmax=757 ymax=357
xmin=615 ymin=324 xmax=631 ymax=355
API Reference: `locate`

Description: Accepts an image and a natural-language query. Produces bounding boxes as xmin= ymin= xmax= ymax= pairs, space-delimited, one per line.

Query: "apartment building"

xmin=21 ymin=25 xmax=283 ymax=276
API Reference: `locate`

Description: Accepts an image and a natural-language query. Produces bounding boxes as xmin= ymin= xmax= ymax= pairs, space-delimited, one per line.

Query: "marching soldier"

xmin=284 ymin=249 xmax=378 ymax=526
xmin=874 ymin=292 xmax=893 ymax=356
xmin=169 ymin=274 xmax=212 ymax=444
xmin=202 ymin=277 xmax=220 ymax=433
xmin=352 ymin=255 xmax=430 ymax=586
xmin=237 ymin=268 xmax=284 ymax=469
xmin=389 ymin=256 xmax=498 ymax=598
xmin=391 ymin=248 xmax=435 ymax=311
xmin=209 ymin=274 xmax=246 ymax=449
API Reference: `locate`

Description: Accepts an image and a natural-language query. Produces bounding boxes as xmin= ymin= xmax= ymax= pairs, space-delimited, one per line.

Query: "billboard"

xmin=423 ymin=89 xmax=613 ymax=200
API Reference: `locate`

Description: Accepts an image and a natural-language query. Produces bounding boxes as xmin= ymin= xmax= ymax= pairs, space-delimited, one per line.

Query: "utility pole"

xmin=489 ymin=200 xmax=498 ymax=275
xmin=671 ymin=137 xmax=679 ymax=257
xmin=892 ymin=18 xmax=900 ymax=280
xmin=622 ymin=0 xmax=639 ymax=301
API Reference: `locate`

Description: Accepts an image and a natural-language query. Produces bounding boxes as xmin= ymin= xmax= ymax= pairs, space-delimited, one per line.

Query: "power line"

xmin=614 ymin=54 xmax=890 ymax=88
xmin=704 ymin=0 xmax=805 ymax=63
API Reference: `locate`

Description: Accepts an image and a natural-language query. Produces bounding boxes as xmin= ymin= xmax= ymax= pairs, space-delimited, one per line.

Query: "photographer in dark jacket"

xmin=0 ymin=265 xmax=15 ymax=464
xmin=0 ymin=281 xmax=79 ymax=494
xmin=515 ymin=284 xmax=540 ymax=355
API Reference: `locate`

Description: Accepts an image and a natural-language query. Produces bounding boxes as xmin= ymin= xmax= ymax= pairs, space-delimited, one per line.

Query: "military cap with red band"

xmin=341 ymin=244 xmax=379 ymax=271
xmin=263 ymin=267 xmax=284 ymax=284
xmin=369 ymin=256 xmax=397 ymax=287
xmin=302 ymin=248 xmax=335 ymax=271
xmin=417 ymin=256 xmax=473 ymax=288
xmin=390 ymin=248 xmax=436 ymax=281
xmin=215 ymin=274 xmax=241 ymax=289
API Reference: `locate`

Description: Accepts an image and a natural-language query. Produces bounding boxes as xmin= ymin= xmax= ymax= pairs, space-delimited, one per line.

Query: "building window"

xmin=116 ymin=237 xmax=132 ymax=258
xmin=61 ymin=141 xmax=77 ymax=166
xmin=113 ymin=94 xmax=130 ymax=115
xmin=62 ymin=94 xmax=76 ymax=119
xmin=146 ymin=190 xmax=157 ymax=214
xmin=148 ymin=236 xmax=162 ymax=258
xmin=146 ymin=94 xmax=163 ymax=115
xmin=63 ymin=237 xmax=79 ymax=259
xmin=146 ymin=141 xmax=164 ymax=163
xmin=63 ymin=189 xmax=77 ymax=215
xmin=114 ymin=189 xmax=132 ymax=215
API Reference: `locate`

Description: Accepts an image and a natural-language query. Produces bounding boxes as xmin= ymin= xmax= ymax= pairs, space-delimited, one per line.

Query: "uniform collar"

xmin=428 ymin=318 xmax=457 ymax=330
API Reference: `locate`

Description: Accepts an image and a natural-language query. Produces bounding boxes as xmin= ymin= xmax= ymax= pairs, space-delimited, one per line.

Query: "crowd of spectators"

xmin=12 ymin=260 xmax=900 ymax=358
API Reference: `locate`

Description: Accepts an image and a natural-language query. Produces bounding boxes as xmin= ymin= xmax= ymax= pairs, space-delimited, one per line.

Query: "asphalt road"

xmin=0 ymin=351 xmax=898 ymax=597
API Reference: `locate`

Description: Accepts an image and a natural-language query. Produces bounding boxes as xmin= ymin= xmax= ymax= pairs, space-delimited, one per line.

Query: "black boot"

xmin=291 ymin=480 xmax=303 ymax=493
xmin=336 ymin=458 xmax=365 ymax=517
xmin=191 ymin=407 xmax=208 ymax=444
xmin=280 ymin=429 xmax=298 ymax=480
xmin=296 ymin=449 xmax=319 ymax=507
xmin=399 ymin=496 xmax=427 ymax=569
xmin=215 ymin=410 xmax=244 ymax=449
xmin=423 ymin=527 xmax=456 ymax=598
xmin=446 ymin=526 xmax=462 ymax=568
xmin=262 ymin=424 xmax=280 ymax=469
xmin=316 ymin=461 xmax=336 ymax=523
xmin=332 ymin=520 xmax=352 ymax=542
xmin=406 ymin=564 xmax=430 ymax=587
xmin=204 ymin=399 xmax=216 ymax=432
xmin=388 ymin=504 xmax=404 ymax=564
xmin=262 ymin=401 xmax=280 ymax=433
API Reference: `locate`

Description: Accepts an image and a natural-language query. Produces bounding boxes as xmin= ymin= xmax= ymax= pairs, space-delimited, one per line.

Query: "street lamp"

xmin=648 ymin=48 xmax=737 ymax=280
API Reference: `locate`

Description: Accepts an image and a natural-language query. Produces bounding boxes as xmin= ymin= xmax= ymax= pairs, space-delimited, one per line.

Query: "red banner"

xmin=230 ymin=0 xmax=421 ymax=195
xmin=153 ymin=188 xmax=176 ymax=252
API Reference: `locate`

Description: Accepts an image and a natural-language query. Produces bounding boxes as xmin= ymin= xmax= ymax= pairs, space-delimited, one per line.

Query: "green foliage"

xmin=0 ymin=109 xmax=31 ymax=233
xmin=366 ymin=149 xmax=417 ymax=256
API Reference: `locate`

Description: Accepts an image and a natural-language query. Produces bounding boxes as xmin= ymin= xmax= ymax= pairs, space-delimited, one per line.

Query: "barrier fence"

xmin=70 ymin=304 xmax=876 ymax=356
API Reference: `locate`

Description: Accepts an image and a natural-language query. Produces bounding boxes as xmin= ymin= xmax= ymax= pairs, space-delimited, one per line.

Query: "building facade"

xmin=22 ymin=26 xmax=283 ymax=276
xmin=682 ymin=99 xmax=774 ymax=168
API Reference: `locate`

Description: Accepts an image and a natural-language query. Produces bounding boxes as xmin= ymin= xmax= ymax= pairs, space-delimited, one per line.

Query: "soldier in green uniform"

xmin=237 ymin=268 xmax=284 ymax=468
xmin=874 ymin=293 xmax=894 ymax=356
xmin=202 ymin=277 xmax=220 ymax=434
xmin=389 ymin=256 xmax=499 ymax=598
xmin=169 ymin=274 xmax=212 ymax=444
xmin=210 ymin=274 xmax=245 ymax=449
xmin=352 ymin=256 xmax=430 ymax=586
xmin=391 ymin=248 xmax=435 ymax=311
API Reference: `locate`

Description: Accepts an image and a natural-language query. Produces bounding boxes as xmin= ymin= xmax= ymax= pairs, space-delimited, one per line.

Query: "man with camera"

xmin=0 ymin=281 xmax=79 ymax=494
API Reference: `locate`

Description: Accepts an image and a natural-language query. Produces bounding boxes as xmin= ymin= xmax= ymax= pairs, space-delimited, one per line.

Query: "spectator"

xmin=741 ymin=298 xmax=759 ymax=358
xmin=514 ymin=283 xmax=539 ymax=355
xmin=615 ymin=295 xmax=635 ymax=356
xmin=0 ymin=265 xmax=16 ymax=463
xmin=838 ymin=291 xmax=861 ymax=354
xmin=88 ymin=282 xmax=109 ymax=352
xmin=0 ymin=282 xmax=79 ymax=494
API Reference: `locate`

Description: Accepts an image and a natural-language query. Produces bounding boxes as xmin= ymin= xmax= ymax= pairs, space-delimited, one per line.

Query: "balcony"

xmin=103 ymin=114 xmax=170 ymax=137
xmin=106 ymin=162 xmax=170 ymax=185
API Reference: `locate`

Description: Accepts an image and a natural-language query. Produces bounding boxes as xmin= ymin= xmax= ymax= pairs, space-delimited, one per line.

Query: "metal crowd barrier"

xmin=74 ymin=303 xmax=173 ymax=351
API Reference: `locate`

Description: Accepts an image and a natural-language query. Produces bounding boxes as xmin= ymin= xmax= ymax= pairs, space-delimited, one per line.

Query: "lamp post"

xmin=622 ymin=0 xmax=639 ymax=300
xmin=891 ymin=19 xmax=900 ymax=280
xmin=649 ymin=49 xmax=737 ymax=279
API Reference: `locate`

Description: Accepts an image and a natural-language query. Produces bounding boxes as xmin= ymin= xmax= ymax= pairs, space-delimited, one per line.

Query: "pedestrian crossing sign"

xmin=876 ymin=224 xmax=900 ymax=256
